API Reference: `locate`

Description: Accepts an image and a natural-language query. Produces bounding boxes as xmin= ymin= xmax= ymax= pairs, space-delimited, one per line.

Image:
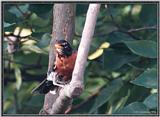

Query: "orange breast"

xmin=54 ymin=52 xmax=77 ymax=81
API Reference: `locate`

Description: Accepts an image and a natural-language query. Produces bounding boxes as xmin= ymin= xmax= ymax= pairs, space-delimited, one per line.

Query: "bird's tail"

xmin=31 ymin=79 xmax=58 ymax=94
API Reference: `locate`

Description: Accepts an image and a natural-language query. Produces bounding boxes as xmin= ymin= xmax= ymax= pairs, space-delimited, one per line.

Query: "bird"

xmin=32 ymin=39 xmax=77 ymax=94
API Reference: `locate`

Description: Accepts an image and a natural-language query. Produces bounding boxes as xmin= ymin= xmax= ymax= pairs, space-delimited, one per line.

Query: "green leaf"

xmin=130 ymin=68 xmax=157 ymax=89
xmin=21 ymin=45 xmax=47 ymax=54
xmin=89 ymin=78 xmax=123 ymax=113
xmin=85 ymin=77 xmax=107 ymax=93
xmin=3 ymin=100 xmax=12 ymax=112
xmin=26 ymin=95 xmax=44 ymax=107
xmin=143 ymin=93 xmax=157 ymax=109
xmin=115 ymin=102 xmax=150 ymax=114
xmin=109 ymin=86 xmax=131 ymax=114
xmin=71 ymin=95 xmax=96 ymax=114
xmin=124 ymin=40 xmax=157 ymax=58
xmin=14 ymin=67 xmax=22 ymax=90
xmin=14 ymin=52 xmax=39 ymax=65
xmin=4 ymin=22 xmax=15 ymax=28
xmin=38 ymin=33 xmax=51 ymax=48
xmin=29 ymin=13 xmax=49 ymax=27
xmin=103 ymin=50 xmax=139 ymax=71
xmin=106 ymin=32 xmax=134 ymax=45
xmin=8 ymin=4 xmax=29 ymax=17
xmin=147 ymin=32 xmax=157 ymax=42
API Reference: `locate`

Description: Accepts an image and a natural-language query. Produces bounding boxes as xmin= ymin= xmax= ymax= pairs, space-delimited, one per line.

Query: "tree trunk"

xmin=40 ymin=3 xmax=75 ymax=114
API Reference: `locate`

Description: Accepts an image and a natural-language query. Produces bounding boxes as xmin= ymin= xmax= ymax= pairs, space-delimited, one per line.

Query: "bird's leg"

xmin=55 ymin=74 xmax=71 ymax=85
xmin=55 ymin=74 xmax=66 ymax=85
xmin=50 ymin=72 xmax=65 ymax=88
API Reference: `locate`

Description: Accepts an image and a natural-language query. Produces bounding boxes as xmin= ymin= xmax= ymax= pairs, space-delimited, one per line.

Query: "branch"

xmin=127 ymin=25 xmax=157 ymax=33
xmin=48 ymin=4 xmax=101 ymax=114
xmin=106 ymin=5 xmax=156 ymax=40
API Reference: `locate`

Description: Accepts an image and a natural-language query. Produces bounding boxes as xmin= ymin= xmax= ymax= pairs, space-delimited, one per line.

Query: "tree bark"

xmin=48 ymin=4 xmax=75 ymax=71
xmin=40 ymin=3 xmax=101 ymax=114
xmin=40 ymin=3 xmax=75 ymax=114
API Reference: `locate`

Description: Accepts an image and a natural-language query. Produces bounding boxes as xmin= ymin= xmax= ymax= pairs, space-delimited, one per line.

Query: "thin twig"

xmin=127 ymin=25 xmax=157 ymax=33
xmin=106 ymin=5 xmax=156 ymax=40
xmin=118 ymin=29 xmax=142 ymax=40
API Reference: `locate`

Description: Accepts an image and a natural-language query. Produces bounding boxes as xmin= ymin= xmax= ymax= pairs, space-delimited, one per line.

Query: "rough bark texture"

xmin=41 ymin=3 xmax=101 ymax=114
xmin=41 ymin=4 xmax=75 ymax=114
xmin=48 ymin=4 xmax=75 ymax=71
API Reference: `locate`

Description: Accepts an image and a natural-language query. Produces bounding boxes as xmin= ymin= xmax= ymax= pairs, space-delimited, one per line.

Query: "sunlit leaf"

xmin=14 ymin=27 xmax=32 ymax=37
xmin=88 ymin=42 xmax=110 ymax=60
xmin=99 ymin=42 xmax=110 ymax=49
xmin=14 ymin=67 xmax=22 ymax=90
xmin=122 ymin=5 xmax=132 ymax=15
xmin=88 ymin=49 xmax=103 ymax=60
xmin=21 ymin=45 xmax=47 ymax=54
xmin=151 ymin=89 xmax=157 ymax=94
xmin=131 ymin=5 xmax=142 ymax=16
xmin=3 ymin=100 xmax=12 ymax=112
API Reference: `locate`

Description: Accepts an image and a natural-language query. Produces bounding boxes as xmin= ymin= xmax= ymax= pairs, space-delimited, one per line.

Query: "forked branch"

xmin=41 ymin=4 xmax=101 ymax=114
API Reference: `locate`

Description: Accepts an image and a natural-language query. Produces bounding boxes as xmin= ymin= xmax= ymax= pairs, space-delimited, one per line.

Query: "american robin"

xmin=32 ymin=39 xmax=77 ymax=94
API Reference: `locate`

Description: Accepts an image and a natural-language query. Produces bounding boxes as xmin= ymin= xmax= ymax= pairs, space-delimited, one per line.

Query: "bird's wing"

xmin=31 ymin=78 xmax=58 ymax=94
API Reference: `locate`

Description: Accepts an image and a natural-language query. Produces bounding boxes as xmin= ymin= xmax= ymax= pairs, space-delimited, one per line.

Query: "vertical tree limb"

xmin=48 ymin=4 xmax=75 ymax=71
xmin=47 ymin=4 xmax=101 ymax=114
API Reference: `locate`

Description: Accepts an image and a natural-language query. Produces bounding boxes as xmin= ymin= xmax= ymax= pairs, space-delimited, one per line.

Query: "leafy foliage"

xmin=3 ymin=3 xmax=158 ymax=115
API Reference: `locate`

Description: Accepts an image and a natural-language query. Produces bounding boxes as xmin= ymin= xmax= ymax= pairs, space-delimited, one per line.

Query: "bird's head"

xmin=54 ymin=40 xmax=72 ymax=57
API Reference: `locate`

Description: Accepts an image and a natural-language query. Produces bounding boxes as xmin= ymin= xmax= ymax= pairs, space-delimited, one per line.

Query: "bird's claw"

xmin=52 ymin=76 xmax=65 ymax=88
